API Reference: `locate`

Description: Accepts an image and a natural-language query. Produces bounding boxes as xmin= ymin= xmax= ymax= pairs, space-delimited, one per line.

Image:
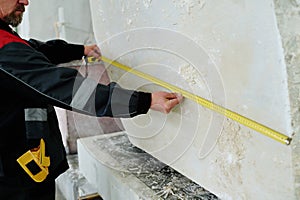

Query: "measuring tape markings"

xmin=88 ymin=56 xmax=292 ymax=145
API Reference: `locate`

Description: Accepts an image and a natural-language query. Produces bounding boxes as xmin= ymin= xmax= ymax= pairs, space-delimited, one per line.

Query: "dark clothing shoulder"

xmin=0 ymin=20 xmax=151 ymax=183
xmin=27 ymin=39 xmax=84 ymax=64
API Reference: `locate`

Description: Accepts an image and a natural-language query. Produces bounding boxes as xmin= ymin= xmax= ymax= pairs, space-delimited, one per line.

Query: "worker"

xmin=0 ymin=0 xmax=183 ymax=199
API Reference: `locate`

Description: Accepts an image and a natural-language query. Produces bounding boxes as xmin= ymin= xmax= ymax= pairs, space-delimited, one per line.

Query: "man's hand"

xmin=150 ymin=92 xmax=183 ymax=114
xmin=84 ymin=44 xmax=102 ymax=59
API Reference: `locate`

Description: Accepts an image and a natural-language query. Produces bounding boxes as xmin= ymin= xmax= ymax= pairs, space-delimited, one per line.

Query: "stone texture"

xmin=78 ymin=132 xmax=219 ymax=200
xmin=56 ymin=155 xmax=99 ymax=200
xmin=88 ymin=0 xmax=298 ymax=199
xmin=273 ymin=0 xmax=300 ymax=198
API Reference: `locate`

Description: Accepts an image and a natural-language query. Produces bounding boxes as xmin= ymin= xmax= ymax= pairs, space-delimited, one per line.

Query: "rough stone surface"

xmin=273 ymin=0 xmax=300 ymax=198
xmin=84 ymin=0 xmax=300 ymax=198
xmin=78 ymin=132 xmax=219 ymax=200
xmin=89 ymin=0 xmax=297 ymax=198
xmin=56 ymin=155 xmax=99 ymax=200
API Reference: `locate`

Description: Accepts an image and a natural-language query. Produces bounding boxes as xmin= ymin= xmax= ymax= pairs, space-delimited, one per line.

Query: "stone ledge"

xmin=78 ymin=132 xmax=218 ymax=200
xmin=56 ymin=154 xmax=100 ymax=200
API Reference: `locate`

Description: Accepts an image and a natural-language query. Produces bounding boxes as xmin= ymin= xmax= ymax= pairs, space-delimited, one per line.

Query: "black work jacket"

xmin=0 ymin=20 xmax=151 ymax=183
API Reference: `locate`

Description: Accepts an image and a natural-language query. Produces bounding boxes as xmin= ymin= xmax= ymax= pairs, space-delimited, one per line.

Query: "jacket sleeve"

xmin=27 ymin=39 xmax=85 ymax=64
xmin=0 ymin=42 xmax=151 ymax=118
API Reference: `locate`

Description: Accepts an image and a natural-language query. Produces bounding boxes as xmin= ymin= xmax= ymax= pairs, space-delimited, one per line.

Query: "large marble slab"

xmin=88 ymin=0 xmax=299 ymax=199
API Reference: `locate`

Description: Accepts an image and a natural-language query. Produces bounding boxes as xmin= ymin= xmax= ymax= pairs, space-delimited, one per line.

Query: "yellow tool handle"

xmin=17 ymin=139 xmax=50 ymax=182
xmin=17 ymin=150 xmax=49 ymax=182
xmin=88 ymin=56 xmax=292 ymax=145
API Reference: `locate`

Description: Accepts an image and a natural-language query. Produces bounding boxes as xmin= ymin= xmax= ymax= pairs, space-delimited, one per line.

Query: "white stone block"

xmin=88 ymin=0 xmax=299 ymax=199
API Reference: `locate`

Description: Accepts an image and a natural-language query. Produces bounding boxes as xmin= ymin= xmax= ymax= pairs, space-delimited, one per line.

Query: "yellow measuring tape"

xmin=88 ymin=56 xmax=292 ymax=145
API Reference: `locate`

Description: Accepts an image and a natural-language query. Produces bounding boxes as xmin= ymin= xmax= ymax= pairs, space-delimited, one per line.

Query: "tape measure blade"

xmin=100 ymin=56 xmax=291 ymax=145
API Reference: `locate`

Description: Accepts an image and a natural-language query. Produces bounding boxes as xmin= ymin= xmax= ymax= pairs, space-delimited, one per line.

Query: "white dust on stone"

xmin=172 ymin=0 xmax=206 ymax=14
xmin=179 ymin=63 xmax=206 ymax=90
xmin=211 ymin=118 xmax=251 ymax=196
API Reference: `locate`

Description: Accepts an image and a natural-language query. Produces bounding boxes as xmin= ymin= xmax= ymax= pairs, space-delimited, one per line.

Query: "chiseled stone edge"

xmin=273 ymin=0 xmax=300 ymax=198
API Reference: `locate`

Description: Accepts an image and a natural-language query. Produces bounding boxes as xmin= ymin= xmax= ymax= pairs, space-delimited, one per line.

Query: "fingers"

xmin=165 ymin=93 xmax=183 ymax=113
xmin=92 ymin=45 xmax=101 ymax=57
xmin=84 ymin=44 xmax=102 ymax=59
xmin=167 ymin=96 xmax=181 ymax=108
xmin=173 ymin=93 xmax=184 ymax=103
xmin=159 ymin=92 xmax=183 ymax=100
xmin=150 ymin=92 xmax=184 ymax=114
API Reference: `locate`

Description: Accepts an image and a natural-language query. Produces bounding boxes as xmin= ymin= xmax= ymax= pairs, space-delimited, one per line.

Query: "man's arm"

xmin=0 ymin=41 xmax=151 ymax=117
xmin=81 ymin=45 xmax=183 ymax=114
xmin=27 ymin=39 xmax=84 ymax=64
xmin=0 ymin=41 xmax=182 ymax=117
